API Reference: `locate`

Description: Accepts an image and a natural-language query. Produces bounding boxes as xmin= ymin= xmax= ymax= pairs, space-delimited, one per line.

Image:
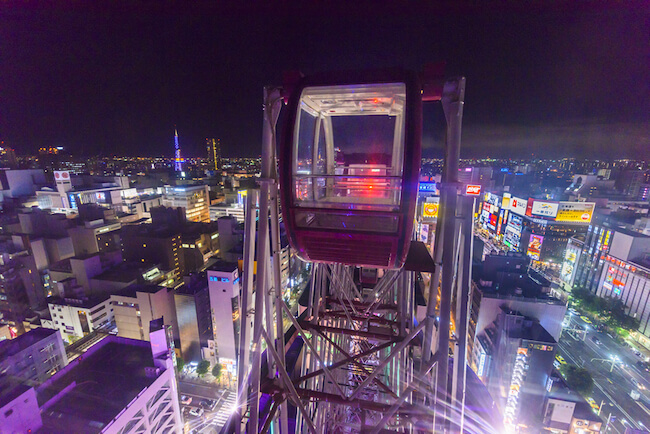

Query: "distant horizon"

xmin=10 ymin=151 xmax=648 ymax=164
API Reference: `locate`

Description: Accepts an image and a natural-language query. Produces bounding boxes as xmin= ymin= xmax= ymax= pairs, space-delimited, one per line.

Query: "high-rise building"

xmin=484 ymin=308 xmax=557 ymax=431
xmin=173 ymin=273 xmax=212 ymax=362
xmin=0 ymin=142 xmax=18 ymax=168
xmin=206 ymin=138 xmax=221 ymax=171
xmin=162 ymin=185 xmax=210 ymax=223
xmin=121 ymin=225 xmax=184 ymax=281
xmin=207 ymin=262 xmax=241 ymax=367
xmin=110 ymin=284 xmax=179 ymax=342
xmin=0 ymin=263 xmax=36 ymax=334
xmin=469 ymin=254 xmax=566 ymax=378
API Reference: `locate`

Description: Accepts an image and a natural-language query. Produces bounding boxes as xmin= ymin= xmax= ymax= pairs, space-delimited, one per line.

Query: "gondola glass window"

xmin=293 ymin=83 xmax=405 ymax=209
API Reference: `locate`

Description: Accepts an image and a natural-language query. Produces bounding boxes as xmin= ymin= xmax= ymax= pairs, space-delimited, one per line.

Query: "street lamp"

xmin=591 ymin=355 xmax=621 ymax=372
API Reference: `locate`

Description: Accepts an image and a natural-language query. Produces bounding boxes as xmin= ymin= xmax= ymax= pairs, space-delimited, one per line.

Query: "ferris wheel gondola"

xmin=279 ymin=69 xmax=422 ymax=269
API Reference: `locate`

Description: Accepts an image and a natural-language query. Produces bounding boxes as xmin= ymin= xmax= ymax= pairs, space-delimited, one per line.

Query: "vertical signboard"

xmin=419 ymin=223 xmax=429 ymax=244
xmin=526 ymin=234 xmax=544 ymax=260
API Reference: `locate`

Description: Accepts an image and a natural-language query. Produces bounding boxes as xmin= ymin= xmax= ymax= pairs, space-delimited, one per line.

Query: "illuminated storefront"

xmin=597 ymin=254 xmax=650 ymax=346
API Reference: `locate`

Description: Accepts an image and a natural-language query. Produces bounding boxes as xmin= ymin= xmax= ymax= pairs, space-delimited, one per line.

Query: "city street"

xmin=179 ymin=386 xmax=236 ymax=434
xmin=558 ymin=312 xmax=650 ymax=433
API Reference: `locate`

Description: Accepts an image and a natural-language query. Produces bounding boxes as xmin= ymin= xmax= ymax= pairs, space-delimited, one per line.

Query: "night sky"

xmin=1 ymin=2 xmax=648 ymax=159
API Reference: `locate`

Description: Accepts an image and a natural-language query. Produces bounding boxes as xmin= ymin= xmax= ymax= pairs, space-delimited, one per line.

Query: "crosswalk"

xmin=213 ymin=391 xmax=237 ymax=429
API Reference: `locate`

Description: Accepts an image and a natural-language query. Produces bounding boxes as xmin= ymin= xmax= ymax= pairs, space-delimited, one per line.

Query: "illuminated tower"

xmin=174 ymin=129 xmax=182 ymax=172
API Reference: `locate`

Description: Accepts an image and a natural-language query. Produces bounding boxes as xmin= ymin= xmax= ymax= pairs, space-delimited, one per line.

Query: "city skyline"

xmin=1 ymin=3 xmax=650 ymax=433
xmin=1 ymin=2 xmax=648 ymax=158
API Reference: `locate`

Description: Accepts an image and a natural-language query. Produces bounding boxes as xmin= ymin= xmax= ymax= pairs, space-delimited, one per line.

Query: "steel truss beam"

xmin=235 ymin=75 xmax=474 ymax=434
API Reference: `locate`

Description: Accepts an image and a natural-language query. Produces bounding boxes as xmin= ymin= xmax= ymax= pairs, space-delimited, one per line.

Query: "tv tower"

xmin=174 ymin=128 xmax=182 ymax=172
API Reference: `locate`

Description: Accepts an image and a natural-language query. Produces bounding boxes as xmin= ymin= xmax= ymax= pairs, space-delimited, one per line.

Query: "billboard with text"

xmin=530 ymin=200 xmax=559 ymax=218
xmin=555 ymin=202 xmax=595 ymax=223
xmin=509 ymin=196 xmax=527 ymax=215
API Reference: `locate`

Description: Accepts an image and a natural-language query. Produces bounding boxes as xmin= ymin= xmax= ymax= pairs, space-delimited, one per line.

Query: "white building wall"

xmin=0 ymin=387 xmax=42 ymax=433
xmin=207 ymin=267 xmax=240 ymax=363
xmin=4 ymin=169 xmax=46 ymax=197
xmin=210 ymin=204 xmax=245 ymax=223
xmin=48 ymin=298 xmax=113 ymax=343
xmin=102 ymin=366 xmax=182 ymax=434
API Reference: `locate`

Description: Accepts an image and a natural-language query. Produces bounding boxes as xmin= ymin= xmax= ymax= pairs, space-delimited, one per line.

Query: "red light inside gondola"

xmin=279 ymin=70 xmax=422 ymax=268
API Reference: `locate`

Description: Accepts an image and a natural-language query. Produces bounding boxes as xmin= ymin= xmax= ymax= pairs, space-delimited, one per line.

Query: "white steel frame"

xmin=230 ymin=77 xmax=481 ymax=434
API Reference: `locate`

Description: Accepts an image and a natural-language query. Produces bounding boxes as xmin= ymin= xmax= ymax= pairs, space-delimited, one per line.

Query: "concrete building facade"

xmin=162 ymin=184 xmax=210 ymax=223
xmin=207 ymin=262 xmax=240 ymax=367
xmin=18 ymin=331 xmax=182 ymax=433
xmin=0 ymin=327 xmax=68 ymax=383
xmin=110 ymin=285 xmax=178 ymax=342
xmin=46 ymin=295 xmax=113 ymax=343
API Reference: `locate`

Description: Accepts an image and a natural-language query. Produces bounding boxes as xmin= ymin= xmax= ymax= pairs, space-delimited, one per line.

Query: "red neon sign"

xmin=466 ymin=185 xmax=481 ymax=195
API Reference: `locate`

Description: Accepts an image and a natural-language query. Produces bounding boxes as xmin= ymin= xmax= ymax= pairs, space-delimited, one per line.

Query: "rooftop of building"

xmin=473 ymin=254 xmax=562 ymax=302
xmin=175 ymin=272 xmax=208 ymax=296
xmin=112 ymin=283 xmax=167 ymax=299
xmin=548 ymin=379 xmax=603 ymax=424
xmin=128 ymin=192 xmax=162 ymax=201
xmin=165 ymin=184 xmax=206 ymax=191
xmin=48 ymin=294 xmax=110 ymax=308
xmin=92 ymin=261 xmax=158 ymax=283
xmin=208 ymin=260 xmax=238 ymax=273
xmin=48 ymin=258 xmax=72 ymax=273
xmin=0 ymin=327 xmax=59 ymax=359
xmin=122 ymin=222 xmax=179 ymax=238
xmin=181 ymin=220 xmax=219 ymax=235
xmin=0 ymin=379 xmax=31 ymax=409
xmin=68 ymin=185 xmax=123 ymax=193
xmin=36 ymin=336 xmax=157 ymax=433
xmin=123 ymin=216 xmax=150 ymax=226
xmin=501 ymin=310 xmax=556 ymax=343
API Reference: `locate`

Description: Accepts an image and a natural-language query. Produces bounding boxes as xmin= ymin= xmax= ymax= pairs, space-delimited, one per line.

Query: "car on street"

xmin=181 ymin=395 xmax=192 ymax=405
xmin=631 ymin=378 xmax=646 ymax=390
xmin=636 ymin=361 xmax=650 ymax=372
xmin=580 ymin=316 xmax=592 ymax=324
xmin=556 ymin=354 xmax=566 ymax=365
xmin=590 ymin=336 xmax=601 ymax=345
xmin=189 ymin=407 xmax=204 ymax=417
xmin=200 ymin=399 xmax=216 ymax=410
xmin=586 ymin=397 xmax=599 ymax=412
